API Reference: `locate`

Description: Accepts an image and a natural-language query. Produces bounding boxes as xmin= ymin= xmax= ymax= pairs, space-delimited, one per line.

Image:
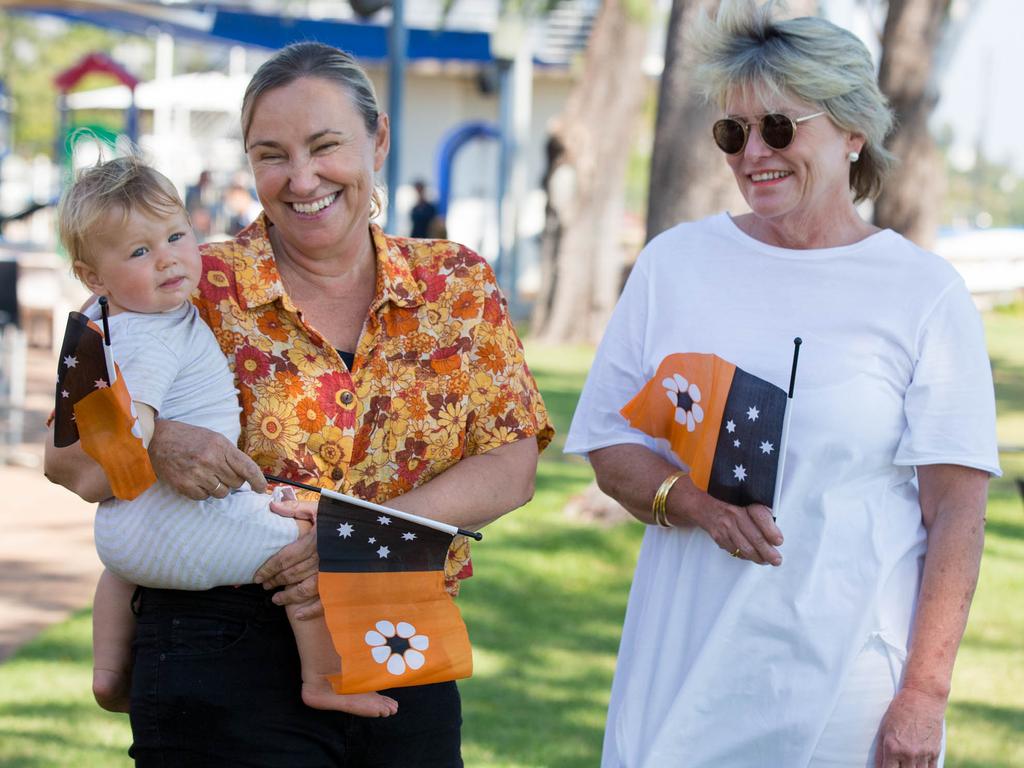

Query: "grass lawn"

xmin=1 ymin=318 xmax=1022 ymax=767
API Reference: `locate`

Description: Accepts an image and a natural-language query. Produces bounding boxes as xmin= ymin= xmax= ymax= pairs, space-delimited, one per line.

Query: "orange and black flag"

xmin=621 ymin=352 xmax=789 ymax=508
xmin=53 ymin=309 xmax=156 ymax=500
xmin=315 ymin=489 xmax=476 ymax=695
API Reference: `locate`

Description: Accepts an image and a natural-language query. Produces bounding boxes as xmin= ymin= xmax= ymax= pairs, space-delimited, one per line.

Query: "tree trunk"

xmin=874 ymin=0 xmax=951 ymax=248
xmin=645 ymin=0 xmax=820 ymax=242
xmin=531 ymin=0 xmax=651 ymax=345
xmin=646 ymin=0 xmax=741 ymax=242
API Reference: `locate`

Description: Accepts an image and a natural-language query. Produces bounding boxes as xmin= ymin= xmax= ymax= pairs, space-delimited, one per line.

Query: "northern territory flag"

xmin=317 ymin=493 xmax=473 ymax=694
xmin=621 ymin=352 xmax=787 ymax=508
xmin=53 ymin=311 xmax=156 ymax=500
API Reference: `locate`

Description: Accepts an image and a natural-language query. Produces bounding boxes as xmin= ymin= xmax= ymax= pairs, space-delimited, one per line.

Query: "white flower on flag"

xmin=365 ymin=620 xmax=430 ymax=676
xmin=663 ymin=373 xmax=703 ymax=433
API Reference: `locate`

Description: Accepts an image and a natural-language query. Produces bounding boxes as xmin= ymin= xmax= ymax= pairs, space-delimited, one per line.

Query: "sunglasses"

xmin=712 ymin=111 xmax=826 ymax=155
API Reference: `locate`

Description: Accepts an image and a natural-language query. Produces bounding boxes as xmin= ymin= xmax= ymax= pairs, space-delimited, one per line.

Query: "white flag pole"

xmin=264 ymin=474 xmax=483 ymax=541
xmin=771 ymin=338 xmax=802 ymax=515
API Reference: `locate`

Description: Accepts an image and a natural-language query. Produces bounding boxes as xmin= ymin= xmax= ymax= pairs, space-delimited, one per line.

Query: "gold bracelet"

xmin=652 ymin=471 xmax=685 ymax=528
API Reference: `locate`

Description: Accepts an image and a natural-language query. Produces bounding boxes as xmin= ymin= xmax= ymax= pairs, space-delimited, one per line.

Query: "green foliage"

xmin=0 ymin=326 xmax=1022 ymax=766
xmin=0 ymin=13 xmax=146 ymax=157
xmin=938 ymin=125 xmax=1024 ymax=228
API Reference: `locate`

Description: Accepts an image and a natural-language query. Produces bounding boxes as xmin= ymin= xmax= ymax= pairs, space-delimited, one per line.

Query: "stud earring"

xmin=847 ymin=151 xmax=860 ymax=163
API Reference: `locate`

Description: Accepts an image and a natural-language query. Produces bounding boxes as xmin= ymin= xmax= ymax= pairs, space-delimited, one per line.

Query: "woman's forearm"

xmin=385 ymin=437 xmax=539 ymax=530
xmin=902 ymin=464 xmax=989 ymax=699
xmin=590 ymin=443 xmax=689 ymax=525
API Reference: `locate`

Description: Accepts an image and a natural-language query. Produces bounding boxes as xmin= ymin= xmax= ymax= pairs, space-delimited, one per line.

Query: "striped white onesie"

xmin=91 ymin=302 xmax=298 ymax=590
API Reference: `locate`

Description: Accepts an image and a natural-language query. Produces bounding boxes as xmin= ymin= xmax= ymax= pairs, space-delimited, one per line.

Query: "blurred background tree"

xmin=0 ymin=13 xmax=142 ymax=156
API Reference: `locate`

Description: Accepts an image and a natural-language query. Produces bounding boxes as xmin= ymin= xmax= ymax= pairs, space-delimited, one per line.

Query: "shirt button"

xmin=340 ymin=391 xmax=354 ymax=405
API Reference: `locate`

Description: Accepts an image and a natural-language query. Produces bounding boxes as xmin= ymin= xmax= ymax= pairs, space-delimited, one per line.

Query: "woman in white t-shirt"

xmin=565 ymin=2 xmax=1000 ymax=767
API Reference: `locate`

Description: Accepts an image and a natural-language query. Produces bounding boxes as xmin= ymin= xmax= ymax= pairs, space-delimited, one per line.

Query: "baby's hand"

xmin=269 ymin=495 xmax=318 ymax=522
xmin=270 ymin=485 xmax=297 ymax=504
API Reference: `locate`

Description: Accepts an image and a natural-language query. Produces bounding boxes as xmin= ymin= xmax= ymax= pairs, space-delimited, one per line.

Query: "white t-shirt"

xmin=565 ymin=213 xmax=1001 ymax=767
xmin=103 ymin=302 xmax=240 ymax=439
xmin=89 ymin=302 xmax=296 ymax=590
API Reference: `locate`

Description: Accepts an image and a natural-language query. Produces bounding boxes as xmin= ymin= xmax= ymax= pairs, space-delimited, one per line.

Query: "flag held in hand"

xmin=53 ymin=310 xmax=156 ymax=500
xmin=621 ymin=352 xmax=788 ymax=508
xmin=316 ymin=491 xmax=474 ymax=694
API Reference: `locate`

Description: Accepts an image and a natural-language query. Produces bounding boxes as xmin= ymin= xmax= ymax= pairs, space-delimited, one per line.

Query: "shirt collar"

xmin=369 ymin=222 xmax=424 ymax=312
xmin=233 ymin=215 xmax=423 ymax=312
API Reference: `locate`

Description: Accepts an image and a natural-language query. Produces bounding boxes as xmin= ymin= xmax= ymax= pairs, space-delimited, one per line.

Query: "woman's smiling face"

xmin=723 ymin=86 xmax=863 ymax=231
xmin=245 ymin=76 xmax=389 ymax=260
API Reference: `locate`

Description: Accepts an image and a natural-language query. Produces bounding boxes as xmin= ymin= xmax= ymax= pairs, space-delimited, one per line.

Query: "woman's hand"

xmin=590 ymin=444 xmax=783 ymax=565
xmin=268 ymin=497 xmax=318 ymax=522
xmin=254 ymin=509 xmax=322 ymax=620
xmin=873 ymin=686 xmax=947 ymax=768
xmin=690 ymin=501 xmax=783 ymax=566
xmin=149 ymin=420 xmax=267 ymax=500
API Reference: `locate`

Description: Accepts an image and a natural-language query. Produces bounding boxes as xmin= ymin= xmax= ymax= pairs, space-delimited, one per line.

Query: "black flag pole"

xmin=264 ymin=474 xmax=484 ymax=541
xmin=97 ymin=296 xmax=118 ymax=385
xmin=98 ymin=296 xmax=111 ymax=345
xmin=771 ymin=337 xmax=802 ymax=514
xmin=787 ymin=337 xmax=802 ymax=398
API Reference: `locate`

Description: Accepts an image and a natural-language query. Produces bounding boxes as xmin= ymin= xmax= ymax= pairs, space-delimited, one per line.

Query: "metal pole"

xmin=0 ymin=80 xmax=8 ymax=214
xmin=507 ymin=37 xmax=532 ymax=320
xmin=495 ymin=58 xmax=513 ymax=299
xmin=386 ymin=0 xmax=406 ymax=234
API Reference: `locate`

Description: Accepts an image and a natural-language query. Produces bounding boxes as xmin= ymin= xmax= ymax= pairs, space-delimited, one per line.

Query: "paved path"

xmin=0 ymin=343 xmax=103 ymax=662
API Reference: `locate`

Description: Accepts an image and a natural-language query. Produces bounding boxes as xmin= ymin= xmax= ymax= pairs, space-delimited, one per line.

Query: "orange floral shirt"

xmin=195 ymin=217 xmax=553 ymax=593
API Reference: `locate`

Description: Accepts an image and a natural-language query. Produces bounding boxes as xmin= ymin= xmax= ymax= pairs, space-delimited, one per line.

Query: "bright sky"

xmin=824 ymin=0 xmax=1021 ymax=172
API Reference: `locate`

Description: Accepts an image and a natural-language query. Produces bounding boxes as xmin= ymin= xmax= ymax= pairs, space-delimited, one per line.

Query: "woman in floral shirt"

xmin=51 ymin=42 xmax=551 ymax=767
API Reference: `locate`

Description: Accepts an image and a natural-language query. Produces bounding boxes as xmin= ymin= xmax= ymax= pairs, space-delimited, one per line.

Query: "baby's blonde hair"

xmin=58 ymin=155 xmax=186 ymax=268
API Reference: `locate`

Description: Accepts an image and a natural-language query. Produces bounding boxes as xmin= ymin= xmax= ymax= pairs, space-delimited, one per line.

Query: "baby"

xmin=55 ymin=155 xmax=397 ymax=718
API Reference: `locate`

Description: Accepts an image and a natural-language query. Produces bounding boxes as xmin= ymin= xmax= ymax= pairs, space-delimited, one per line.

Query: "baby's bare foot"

xmin=301 ymin=682 xmax=399 ymax=717
xmin=93 ymin=668 xmax=130 ymax=713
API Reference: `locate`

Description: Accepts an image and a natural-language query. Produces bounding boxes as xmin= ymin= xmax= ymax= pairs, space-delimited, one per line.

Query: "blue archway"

xmin=434 ymin=121 xmax=501 ymax=218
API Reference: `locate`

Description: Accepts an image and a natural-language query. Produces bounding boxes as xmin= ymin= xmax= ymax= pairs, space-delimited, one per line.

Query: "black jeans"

xmin=129 ymin=584 xmax=463 ymax=767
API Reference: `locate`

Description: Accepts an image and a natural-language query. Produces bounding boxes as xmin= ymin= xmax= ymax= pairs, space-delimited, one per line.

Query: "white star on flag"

xmin=63 ymin=355 xmax=78 ymax=369
xmin=368 ymin=537 xmax=376 ymax=544
xmin=377 ymin=515 xmax=392 ymax=526
xmin=337 ymin=523 xmax=354 ymax=538
xmin=725 ymin=420 xmax=736 ymax=433
xmin=746 ymin=406 xmax=759 ymax=421
xmin=376 ymin=545 xmax=390 ymax=559
xmin=733 ymin=439 xmax=741 ymax=448
xmin=94 ymin=379 xmax=108 ymax=389
xmin=402 ymin=532 xmax=417 ymax=541
xmin=760 ymin=441 xmax=775 ymax=455
xmin=61 ymin=390 xmax=70 ymax=398
xmin=733 ymin=464 xmax=747 ymax=482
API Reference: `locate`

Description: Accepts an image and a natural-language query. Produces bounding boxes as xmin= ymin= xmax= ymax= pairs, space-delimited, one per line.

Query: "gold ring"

xmin=730 ymin=548 xmax=741 ymax=558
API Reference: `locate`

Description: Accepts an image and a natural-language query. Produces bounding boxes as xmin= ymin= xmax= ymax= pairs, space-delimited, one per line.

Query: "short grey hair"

xmin=691 ymin=0 xmax=895 ymax=202
xmin=240 ymin=42 xmax=384 ymax=216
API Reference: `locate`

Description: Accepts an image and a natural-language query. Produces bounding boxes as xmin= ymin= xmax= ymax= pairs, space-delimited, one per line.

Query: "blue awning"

xmin=11 ymin=6 xmax=493 ymax=63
